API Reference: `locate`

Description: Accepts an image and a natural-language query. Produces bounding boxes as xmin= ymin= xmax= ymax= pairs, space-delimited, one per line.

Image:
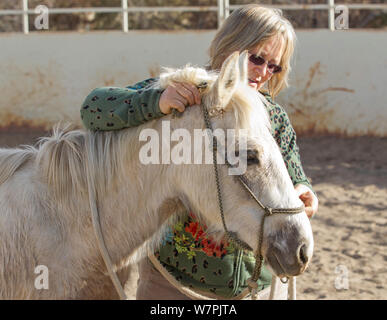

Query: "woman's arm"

xmin=80 ymin=79 xmax=201 ymax=131
xmin=267 ymin=100 xmax=318 ymax=218
xmin=80 ymin=79 xmax=164 ymax=131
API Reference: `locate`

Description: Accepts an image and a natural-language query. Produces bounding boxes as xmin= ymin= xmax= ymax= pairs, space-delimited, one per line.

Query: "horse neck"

xmin=89 ymin=124 xmax=185 ymax=267
xmin=91 ymin=107 xmax=233 ymax=266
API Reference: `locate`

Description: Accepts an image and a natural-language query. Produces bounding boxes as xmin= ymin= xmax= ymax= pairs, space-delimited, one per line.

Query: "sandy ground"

xmin=1 ymin=132 xmax=386 ymax=300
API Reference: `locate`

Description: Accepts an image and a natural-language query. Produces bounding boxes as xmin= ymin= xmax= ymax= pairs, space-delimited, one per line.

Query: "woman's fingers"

xmin=178 ymin=82 xmax=201 ymax=105
xmin=294 ymin=184 xmax=319 ymax=219
xmin=159 ymin=83 xmax=201 ymax=114
xmin=159 ymin=85 xmax=183 ymax=114
xmin=174 ymin=99 xmax=186 ymax=113
xmin=304 ymin=206 xmax=314 ymax=218
xmin=175 ymin=83 xmax=195 ymax=106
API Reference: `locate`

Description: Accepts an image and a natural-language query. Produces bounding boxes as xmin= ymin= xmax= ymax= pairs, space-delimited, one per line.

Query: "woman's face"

xmin=247 ymin=36 xmax=284 ymax=91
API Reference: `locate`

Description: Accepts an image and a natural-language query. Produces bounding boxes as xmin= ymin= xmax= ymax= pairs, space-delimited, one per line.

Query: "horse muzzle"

xmin=264 ymin=237 xmax=313 ymax=277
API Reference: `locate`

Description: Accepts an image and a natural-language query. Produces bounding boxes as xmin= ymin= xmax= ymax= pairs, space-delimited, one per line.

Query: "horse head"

xmin=158 ymin=51 xmax=313 ymax=278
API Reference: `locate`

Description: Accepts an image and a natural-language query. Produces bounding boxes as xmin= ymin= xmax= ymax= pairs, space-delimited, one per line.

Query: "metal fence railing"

xmin=0 ymin=0 xmax=386 ymax=34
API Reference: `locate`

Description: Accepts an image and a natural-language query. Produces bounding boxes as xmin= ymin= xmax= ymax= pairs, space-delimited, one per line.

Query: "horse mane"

xmin=0 ymin=146 xmax=36 ymax=186
xmin=34 ymin=124 xmax=134 ymax=207
xmin=34 ymin=121 xmax=153 ymax=208
xmin=0 ymin=128 xmax=89 ymax=210
xmin=35 ymin=124 xmax=88 ymax=202
xmin=157 ymin=64 xmax=218 ymax=89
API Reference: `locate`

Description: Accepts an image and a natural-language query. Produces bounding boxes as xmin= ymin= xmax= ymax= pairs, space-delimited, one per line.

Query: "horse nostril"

xmin=298 ymin=244 xmax=308 ymax=265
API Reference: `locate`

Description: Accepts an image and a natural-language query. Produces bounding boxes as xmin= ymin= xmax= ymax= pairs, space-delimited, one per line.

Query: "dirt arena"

xmin=1 ymin=131 xmax=386 ymax=300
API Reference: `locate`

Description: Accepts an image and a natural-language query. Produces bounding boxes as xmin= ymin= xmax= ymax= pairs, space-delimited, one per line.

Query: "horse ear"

xmin=214 ymin=51 xmax=240 ymax=109
xmin=239 ymin=50 xmax=249 ymax=85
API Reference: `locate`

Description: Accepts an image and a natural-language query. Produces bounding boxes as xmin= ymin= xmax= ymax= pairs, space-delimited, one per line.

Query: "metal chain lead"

xmin=202 ymin=103 xmax=253 ymax=250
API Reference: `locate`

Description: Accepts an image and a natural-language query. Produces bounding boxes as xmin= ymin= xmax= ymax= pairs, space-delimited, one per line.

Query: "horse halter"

xmin=200 ymin=100 xmax=305 ymax=298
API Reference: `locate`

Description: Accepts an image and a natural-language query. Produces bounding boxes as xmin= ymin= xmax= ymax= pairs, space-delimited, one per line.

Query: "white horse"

xmin=0 ymin=52 xmax=313 ymax=299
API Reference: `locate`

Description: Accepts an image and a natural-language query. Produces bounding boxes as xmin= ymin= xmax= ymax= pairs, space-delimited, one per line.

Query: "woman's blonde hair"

xmin=208 ymin=5 xmax=296 ymax=98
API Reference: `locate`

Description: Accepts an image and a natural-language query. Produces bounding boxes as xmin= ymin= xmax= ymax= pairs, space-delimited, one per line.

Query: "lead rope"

xmin=85 ymin=136 xmax=128 ymax=300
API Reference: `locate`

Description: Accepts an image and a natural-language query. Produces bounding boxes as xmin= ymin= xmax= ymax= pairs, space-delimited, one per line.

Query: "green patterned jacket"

xmin=80 ymin=78 xmax=313 ymax=298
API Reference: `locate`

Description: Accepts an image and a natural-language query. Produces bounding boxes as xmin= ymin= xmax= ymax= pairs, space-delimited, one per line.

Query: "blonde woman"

xmin=81 ymin=4 xmax=318 ymax=299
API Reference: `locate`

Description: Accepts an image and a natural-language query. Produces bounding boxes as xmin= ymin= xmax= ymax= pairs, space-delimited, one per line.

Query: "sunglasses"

xmin=248 ymin=54 xmax=282 ymax=74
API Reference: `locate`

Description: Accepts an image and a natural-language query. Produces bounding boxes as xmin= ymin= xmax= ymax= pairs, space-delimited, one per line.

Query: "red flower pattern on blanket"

xmin=184 ymin=213 xmax=230 ymax=258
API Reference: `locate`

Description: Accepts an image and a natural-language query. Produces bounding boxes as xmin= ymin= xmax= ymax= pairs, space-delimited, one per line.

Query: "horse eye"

xmin=234 ymin=149 xmax=260 ymax=165
xmin=246 ymin=149 xmax=259 ymax=165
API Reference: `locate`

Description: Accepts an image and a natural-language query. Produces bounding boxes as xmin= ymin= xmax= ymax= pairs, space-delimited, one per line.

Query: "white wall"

xmin=0 ymin=30 xmax=386 ymax=136
xmin=276 ymin=30 xmax=387 ymax=136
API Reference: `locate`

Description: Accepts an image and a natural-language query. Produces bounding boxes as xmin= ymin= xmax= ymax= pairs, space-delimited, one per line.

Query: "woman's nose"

xmin=253 ymin=63 xmax=269 ymax=77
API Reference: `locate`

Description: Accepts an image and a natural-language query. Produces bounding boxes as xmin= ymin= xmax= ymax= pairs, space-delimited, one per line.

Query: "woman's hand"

xmin=295 ymin=184 xmax=318 ymax=219
xmin=159 ymin=82 xmax=201 ymax=114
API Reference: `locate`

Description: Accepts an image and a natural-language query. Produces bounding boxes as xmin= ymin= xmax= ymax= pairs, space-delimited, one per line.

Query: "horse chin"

xmin=264 ymin=252 xmax=303 ymax=278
